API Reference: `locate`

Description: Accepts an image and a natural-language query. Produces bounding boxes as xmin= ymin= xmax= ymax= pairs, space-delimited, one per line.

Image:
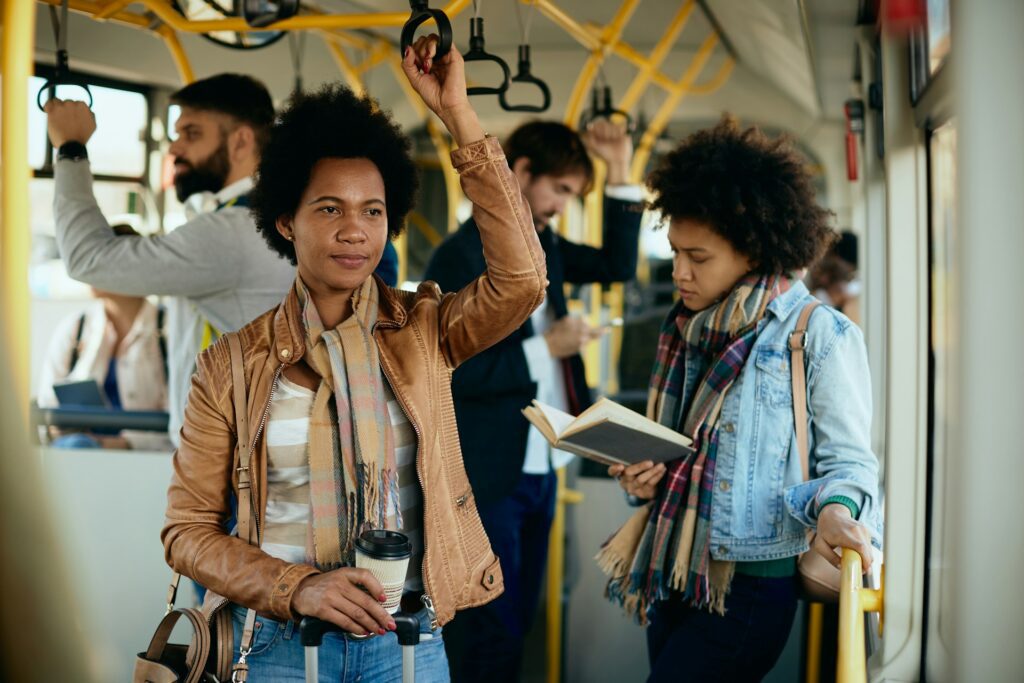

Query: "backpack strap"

xmin=68 ymin=312 xmax=86 ymax=372
xmin=156 ymin=306 xmax=168 ymax=381
xmin=227 ymin=332 xmax=254 ymax=547
xmin=789 ymin=301 xmax=821 ymax=482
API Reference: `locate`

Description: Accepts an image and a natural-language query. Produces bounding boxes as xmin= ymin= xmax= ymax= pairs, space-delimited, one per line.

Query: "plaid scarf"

xmin=296 ymin=276 xmax=399 ymax=570
xmin=597 ymin=273 xmax=791 ymax=619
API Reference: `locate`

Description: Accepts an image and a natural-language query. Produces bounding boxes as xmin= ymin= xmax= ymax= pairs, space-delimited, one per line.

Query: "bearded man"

xmin=46 ymin=74 xmax=295 ymax=446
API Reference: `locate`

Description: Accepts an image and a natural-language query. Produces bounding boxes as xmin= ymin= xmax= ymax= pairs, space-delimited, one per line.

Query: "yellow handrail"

xmin=545 ymin=467 xmax=584 ymax=683
xmin=836 ymin=548 xmax=883 ymax=683
xmin=2 ymin=0 xmax=37 ymax=424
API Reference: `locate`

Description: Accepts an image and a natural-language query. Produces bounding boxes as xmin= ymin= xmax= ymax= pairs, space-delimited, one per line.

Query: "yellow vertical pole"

xmin=2 ymin=0 xmax=37 ymax=423
xmin=806 ymin=602 xmax=824 ymax=683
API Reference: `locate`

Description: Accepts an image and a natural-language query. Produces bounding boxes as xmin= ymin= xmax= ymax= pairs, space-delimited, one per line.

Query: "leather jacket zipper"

xmin=377 ymin=346 xmax=437 ymax=628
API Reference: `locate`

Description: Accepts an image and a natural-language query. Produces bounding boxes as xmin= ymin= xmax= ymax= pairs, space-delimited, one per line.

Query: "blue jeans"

xmin=443 ymin=471 xmax=557 ymax=683
xmin=231 ymin=604 xmax=449 ymax=682
xmin=645 ymin=574 xmax=798 ymax=682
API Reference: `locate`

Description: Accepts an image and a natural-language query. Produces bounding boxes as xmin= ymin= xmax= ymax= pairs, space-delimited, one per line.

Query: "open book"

xmin=522 ymin=397 xmax=694 ymax=467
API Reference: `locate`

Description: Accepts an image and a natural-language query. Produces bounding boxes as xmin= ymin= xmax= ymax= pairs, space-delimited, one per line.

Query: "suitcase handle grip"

xmin=299 ymin=613 xmax=422 ymax=647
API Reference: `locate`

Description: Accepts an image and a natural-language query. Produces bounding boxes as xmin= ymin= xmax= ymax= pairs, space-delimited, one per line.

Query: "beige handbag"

xmin=789 ymin=301 xmax=843 ymax=602
xmin=134 ymin=333 xmax=256 ymax=682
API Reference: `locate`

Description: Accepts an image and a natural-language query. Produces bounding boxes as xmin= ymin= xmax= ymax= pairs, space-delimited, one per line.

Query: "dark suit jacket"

xmin=423 ymin=196 xmax=642 ymax=504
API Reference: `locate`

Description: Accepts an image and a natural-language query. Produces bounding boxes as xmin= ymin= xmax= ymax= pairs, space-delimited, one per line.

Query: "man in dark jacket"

xmin=424 ymin=119 xmax=642 ymax=682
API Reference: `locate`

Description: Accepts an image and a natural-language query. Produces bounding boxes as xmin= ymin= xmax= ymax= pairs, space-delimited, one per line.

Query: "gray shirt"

xmin=53 ymin=160 xmax=295 ymax=445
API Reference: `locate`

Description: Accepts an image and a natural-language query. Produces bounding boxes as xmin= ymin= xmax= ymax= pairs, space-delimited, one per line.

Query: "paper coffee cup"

xmin=354 ymin=529 xmax=412 ymax=614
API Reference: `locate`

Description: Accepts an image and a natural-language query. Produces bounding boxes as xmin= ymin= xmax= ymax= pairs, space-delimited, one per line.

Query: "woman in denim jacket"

xmin=599 ymin=117 xmax=880 ymax=682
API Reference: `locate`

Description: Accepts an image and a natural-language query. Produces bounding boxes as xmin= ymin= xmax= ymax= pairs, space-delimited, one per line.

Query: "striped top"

xmin=261 ymin=372 xmax=423 ymax=590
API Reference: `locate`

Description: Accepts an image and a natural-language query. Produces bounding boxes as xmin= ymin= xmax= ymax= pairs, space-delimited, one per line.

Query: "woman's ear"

xmin=276 ymin=215 xmax=295 ymax=243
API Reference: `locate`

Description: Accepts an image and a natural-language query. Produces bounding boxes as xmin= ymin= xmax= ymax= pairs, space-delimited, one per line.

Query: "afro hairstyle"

xmin=647 ymin=115 xmax=836 ymax=274
xmin=251 ymin=83 xmax=418 ymax=265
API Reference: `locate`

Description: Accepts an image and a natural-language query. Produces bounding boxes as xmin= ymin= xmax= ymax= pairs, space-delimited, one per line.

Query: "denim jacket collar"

xmin=766 ymin=279 xmax=810 ymax=322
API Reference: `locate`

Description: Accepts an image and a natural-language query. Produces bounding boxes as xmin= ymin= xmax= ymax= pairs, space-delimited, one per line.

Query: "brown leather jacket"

xmin=161 ymin=137 xmax=546 ymax=627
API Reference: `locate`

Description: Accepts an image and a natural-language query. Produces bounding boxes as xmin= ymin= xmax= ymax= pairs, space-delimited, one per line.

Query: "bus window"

xmin=29 ymin=76 xmax=149 ymax=178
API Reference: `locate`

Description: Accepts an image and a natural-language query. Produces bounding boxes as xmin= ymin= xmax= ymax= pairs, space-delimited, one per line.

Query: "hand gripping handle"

xmin=36 ymin=50 xmax=93 ymax=112
xmin=580 ymin=85 xmax=633 ymax=131
xmin=401 ymin=0 xmax=453 ymax=61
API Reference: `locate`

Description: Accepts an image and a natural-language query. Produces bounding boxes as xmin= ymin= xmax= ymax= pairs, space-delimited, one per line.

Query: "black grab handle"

xmin=299 ymin=614 xmax=421 ymax=647
xmin=36 ymin=49 xmax=93 ymax=111
xmin=580 ymin=85 xmax=633 ymax=131
xmin=499 ymin=45 xmax=551 ymax=113
xmin=463 ymin=17 xmax=510 ymax=96
xmin=239 ymin=0 xmax=300 ymax=29
xmin=400 ymin=0 xmax=453 ymax=61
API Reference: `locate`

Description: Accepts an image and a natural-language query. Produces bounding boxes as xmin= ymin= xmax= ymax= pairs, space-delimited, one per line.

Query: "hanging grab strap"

xmin=462 ymin=1 xmax=510 ymax=97
xmin=37 ymin=0 xmax=93 ymax=111
xmin=240 ymin=0 xmax=300 ymax=29
xmin=579 ymin=85 xmax=634 ymax=131
xmin=499 ymin=44 xmax=551 ymax=112
xmin=400 ymin=0 xmax=453 ymax=61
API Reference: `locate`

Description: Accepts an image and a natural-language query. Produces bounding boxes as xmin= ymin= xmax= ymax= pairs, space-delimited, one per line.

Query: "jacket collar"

xmin=766 ymin=279 xmax=810 ymax=321
xmin=272 ymin=275 xmax=406 ymax=365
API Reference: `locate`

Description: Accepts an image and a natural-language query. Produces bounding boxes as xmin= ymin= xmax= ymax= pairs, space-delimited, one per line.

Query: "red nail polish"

xmin=388 ymin=621 xmax=397 ymax=631
xmin=378 ymin=628 xmax=386 ymax=636
xmin=379 ymin=593 xmax=387 ymax=602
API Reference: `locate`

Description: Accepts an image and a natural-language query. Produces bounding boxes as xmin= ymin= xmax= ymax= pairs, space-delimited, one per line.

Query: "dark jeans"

xmin=646 ymin=574 xmax=798 ymax=682
xmin=444 ymin=471 xmax=557 ymax=683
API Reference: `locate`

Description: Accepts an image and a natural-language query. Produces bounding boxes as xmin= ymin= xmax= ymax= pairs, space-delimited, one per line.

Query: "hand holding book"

xmin=608 ymin=461 xmax=667 ymax=499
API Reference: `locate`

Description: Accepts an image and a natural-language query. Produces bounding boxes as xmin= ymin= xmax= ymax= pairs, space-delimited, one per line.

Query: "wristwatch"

xmin=57 ymin=141 xmax=89 ymax=162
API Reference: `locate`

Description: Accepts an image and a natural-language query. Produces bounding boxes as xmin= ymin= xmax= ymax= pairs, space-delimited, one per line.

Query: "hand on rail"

xmin=609 ymin=460 xmax=666 ymax=500
xmin=815 ymin=503 xmax=874 ymax=574
xmin=582 ymin=118 xmax=634 ymax=186
xmin=44 ymin=99 xmax=96 ymax=149
xmin=402 ymin=36 xmax=484 ymax=147
xmin=291 ymin=568 xmax=396 ymax=637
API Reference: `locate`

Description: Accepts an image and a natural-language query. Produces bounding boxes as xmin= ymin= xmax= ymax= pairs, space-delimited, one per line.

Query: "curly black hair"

xmin=647 ymin=116 xmax=836 ymax=274
xmin=251 ymin=83 xmax=418 ymax=265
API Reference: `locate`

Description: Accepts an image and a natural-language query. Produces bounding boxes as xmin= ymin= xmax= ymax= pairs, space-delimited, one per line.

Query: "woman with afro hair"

xmin=600 ymin=117 xmax=881 ymax=681
xmin=161 ymin=35 xmax=546 ymax=681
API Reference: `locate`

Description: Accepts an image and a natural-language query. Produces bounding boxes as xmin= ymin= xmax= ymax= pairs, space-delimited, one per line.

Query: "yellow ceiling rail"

xmin=2 ymin=0 xmax=37 ymax=422
xmin=526 ymin=0 xmax=601 ymax=51
xmin=630 ymin=31 xmax=718 ymax=182
xmin=155 ymin=25 xmax=194 ymax=83
xmin=617 ymin=0 xmax=695 ymax=113
xmin=560 ymin=0 xmax=642 ymax=126
xmin=324 ymin=39 xmax=365 ymax=96
xmin=94 ymin=0 xmax=134 ymax=20
xmin=687 ymin=55 xmax=735 ymax=95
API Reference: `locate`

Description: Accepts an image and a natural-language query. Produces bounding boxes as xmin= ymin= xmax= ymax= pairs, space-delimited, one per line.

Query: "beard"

xmin=173 ymin=141 xmax=231 ymax=202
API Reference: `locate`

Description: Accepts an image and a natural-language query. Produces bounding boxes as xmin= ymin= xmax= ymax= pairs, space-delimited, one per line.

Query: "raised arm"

xmin=401 ymin=37 xmax=546 ymax=369
xmin=46 ymin=99 xmax=244 ymax=297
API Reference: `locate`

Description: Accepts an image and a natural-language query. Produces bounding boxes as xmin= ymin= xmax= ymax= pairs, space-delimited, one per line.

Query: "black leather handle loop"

xmin=580 ymin=85 xmax=633 ymax=131
xmin=400 ymin=0 xmax=453 ymax=60
xmin=499 ymin=44 xmax=551 ymax=112
xmin=37 ymin=50 xmax=93 ymax=112
xmin=240 ymin=0 xmax=299 ymax=29
xmin=463 ymin=17 xmax=510 ymax=96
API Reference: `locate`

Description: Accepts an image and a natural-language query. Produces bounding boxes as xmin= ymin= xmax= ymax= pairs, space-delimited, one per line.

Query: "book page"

xmin=522 ymin=400 xmax=577 ymax=444
xmin=558 ymin=421 xmax=692 ymax=465
xmin=565 ymin=397 xmax=692 ymax=448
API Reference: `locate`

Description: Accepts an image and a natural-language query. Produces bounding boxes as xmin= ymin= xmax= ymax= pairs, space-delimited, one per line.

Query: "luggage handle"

xmin=299 ymin=614 xmax=421 ymax=647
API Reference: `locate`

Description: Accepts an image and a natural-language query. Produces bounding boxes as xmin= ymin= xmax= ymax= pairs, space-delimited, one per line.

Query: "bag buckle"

xmin=789 ymin=329 xmax=808 ymax=351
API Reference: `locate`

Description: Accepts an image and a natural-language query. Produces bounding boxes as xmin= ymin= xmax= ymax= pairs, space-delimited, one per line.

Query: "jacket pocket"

xmin=755 ymin=346 xmax=792 ymax=408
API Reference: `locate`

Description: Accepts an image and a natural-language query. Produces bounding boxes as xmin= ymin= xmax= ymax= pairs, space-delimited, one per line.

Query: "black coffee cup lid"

xmin=355 ymin=529 xmax=412 ymax=559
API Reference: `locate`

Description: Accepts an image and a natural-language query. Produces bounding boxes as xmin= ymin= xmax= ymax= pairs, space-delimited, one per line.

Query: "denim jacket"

xmin=678 ymin=282 xmax=882 ymax=562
